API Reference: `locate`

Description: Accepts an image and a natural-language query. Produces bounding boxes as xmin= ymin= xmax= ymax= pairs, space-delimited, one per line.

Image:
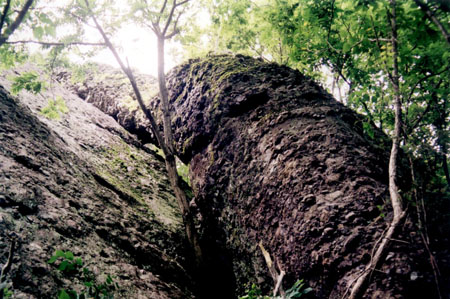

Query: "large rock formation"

xmin=163 ymin=54 xmax=445 ymax=298
xmin=0 ymin=66 xmax=194 ymax=298
xmin=17 ymin=55 xmax=448 ymax=298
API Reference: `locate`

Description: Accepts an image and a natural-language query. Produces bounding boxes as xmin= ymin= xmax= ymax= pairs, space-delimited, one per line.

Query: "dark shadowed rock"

xmin=0 ymin=67 xmax=193 ymax=298
xmin=162 ymin=54 xmax=444 ymax=298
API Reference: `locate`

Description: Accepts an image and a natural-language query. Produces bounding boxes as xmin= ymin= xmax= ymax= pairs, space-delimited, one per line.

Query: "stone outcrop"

xmin=163 ymin=55 xmax=445 ymax=298
xmin=0 ymin=66 xmax=194 ymax=298
xmin=49 ymin=55 xmax=448 ymax=298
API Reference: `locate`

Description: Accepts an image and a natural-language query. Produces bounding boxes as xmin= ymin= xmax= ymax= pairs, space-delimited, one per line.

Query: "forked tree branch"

xmin=156 ymin=0 xmax=168 ymax=23
xmin=162 ymin=0 xmax=177 ymax=36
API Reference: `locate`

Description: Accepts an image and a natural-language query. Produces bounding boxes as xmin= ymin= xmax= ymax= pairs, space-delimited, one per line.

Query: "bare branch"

xmin=157 ymin=0 xmax=168 ymax=24
xmin=0 ymin=0 xmax=35 ymax=46
xmin=175 ymin=0 xmax=190 ymax=7
xmin=258 ymin=241 xmax=286 ymax=297
xmin=5 ymin=40 xmax=105 ymax=46
xmin=407 ymin=79 xmax=443 ymax=132
xmin=164 ymin=6 xmax=184 ymax=39
xmin=0 ymin=0 xmax=11 ymax=35
xmin=162 ymin=0 xmax=177 ymax=36
xmin=368 ymin=38 xmax=391 ymax=42
xmin=162 ymin=0 xmax=189 ymax=37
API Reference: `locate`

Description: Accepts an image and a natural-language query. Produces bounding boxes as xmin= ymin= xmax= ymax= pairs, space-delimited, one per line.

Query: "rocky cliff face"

xmin=163 ymin=55 xmax=444 ymax=298
xmin=7 ymin=55 xmax=447 ymax=298
xmin=0 ymin=66 xmax=193 ymax=298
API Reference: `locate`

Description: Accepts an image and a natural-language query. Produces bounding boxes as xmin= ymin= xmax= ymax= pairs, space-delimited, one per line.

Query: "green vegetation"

xmin=176 ymin=160 xmax=190 ymax=186
xmin=186 ymin=0 xmax=450 ymax=189
xmin=48 ymin=250 xmax=119 ymax=299
xmin=240 ymin=279 xmax=312 ymax=299
xmin=40 ymin=96 xmax=69 ymax=120
xmin=10 ymin=72 xmax=44 ymax=95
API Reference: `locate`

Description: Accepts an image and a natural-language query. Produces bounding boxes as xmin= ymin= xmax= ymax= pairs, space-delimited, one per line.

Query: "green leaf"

xmin=58 ymin=290 xmax=71 ymax=299
xmin=342 ymin=42 xmax=351 ymax=53
xmin=55 ymin=250 xmax=65 ymax=258
xmin=48 ymin=255 xmax=59 ymax=264
xmin=33 ymin=27 xmax=44 ymax=39
xmin=58 ymin=260 xmax=69 ymax=271
xmin=84 ymin=281 xmax=93 ymax=288
xmin=64 ymin=251 xmax=74 ymax=260
xmin=75 ymin=257 xmax=83 ymax=266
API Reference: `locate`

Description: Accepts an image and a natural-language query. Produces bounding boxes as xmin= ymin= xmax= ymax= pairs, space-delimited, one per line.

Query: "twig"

xmin=258 ymin=241 xmax=285 ymax=297
xmin=414 ymin=0 xmax=450 ymax=45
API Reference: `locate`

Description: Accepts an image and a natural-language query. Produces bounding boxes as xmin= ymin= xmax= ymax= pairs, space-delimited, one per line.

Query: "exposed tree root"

xmin=348 ymin=210 xmax=406 ymax=299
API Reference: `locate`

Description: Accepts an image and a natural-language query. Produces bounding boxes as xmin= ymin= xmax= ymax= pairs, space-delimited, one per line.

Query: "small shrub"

xmin=40 ymin=96 xmax=69 ymax=120
xmin=239 ymin=279 xmax=312 ymax=299
xmin=10 ymin=72 xmax=44 ymax=95
xmin=48 ymin=250 xmax=118 ymax=299
xmin=0 ymin=284 xmax=13 ymax=298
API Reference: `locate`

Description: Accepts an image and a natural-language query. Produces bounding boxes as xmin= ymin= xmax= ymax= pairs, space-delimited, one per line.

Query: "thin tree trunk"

xmin=157 ymin=36 xmax=175 ymax=153
xmin=156 ymin=34 xmax=203 ymax=265
xmin=86 ymin=0 xmax=203 ymax=265
xmin=349 ymin=1 xmax=406 ymax=297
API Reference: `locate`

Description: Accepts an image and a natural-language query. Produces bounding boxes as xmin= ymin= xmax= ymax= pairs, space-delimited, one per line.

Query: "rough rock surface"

xmin=56 ymin=64 xmax=159 ymax=145
xmin=56 ymin=55 xmax=449 ymax=298
xmin=0 ymin=67 xmax=193 ymax=298
xmin=163 ymin=55 xmax=444 ymax=298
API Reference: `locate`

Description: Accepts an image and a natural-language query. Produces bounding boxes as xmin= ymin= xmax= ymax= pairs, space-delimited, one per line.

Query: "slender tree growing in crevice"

xmin=81 ymin=0 xmax=203 ymax=266
xmin=349 ymin=0 xmax=407 ymax=297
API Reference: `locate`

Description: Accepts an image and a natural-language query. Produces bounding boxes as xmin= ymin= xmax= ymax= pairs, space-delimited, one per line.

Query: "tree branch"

xmin=406 ymin=67 xmax=448 ymax=103
xmin=0 ymin=0 xmax=11 ymax=35
xmin=157 ymin=0 xmax=169 ymax=24
xmin=5 ymin=40 xmax=105 ymax=46
xmin=407 ymin=79 xmax=443 ymax=133
xmin=414 ymin=0 xmax=450 ymax=45
xmin=83 ymin=0 xmax=166 ymax=154
xmin=0 ymin=0 xmax=35 ymax=46
xmin=164 ymin=8 xmax=183 ymax=39
xmin=0 ymin=236 xmax=16 ymax=284
xmin=162 ymin=0 xmax=177 ymax=36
